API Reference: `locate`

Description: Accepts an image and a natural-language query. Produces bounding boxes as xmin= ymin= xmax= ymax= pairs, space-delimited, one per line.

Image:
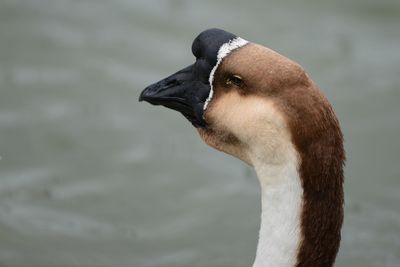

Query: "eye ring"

xmin=226 ymin=74 xmax=244 ymax=87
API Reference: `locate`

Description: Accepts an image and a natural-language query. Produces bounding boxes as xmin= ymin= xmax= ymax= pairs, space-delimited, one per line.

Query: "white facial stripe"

xmin=203 ymin=37 xmax=249 ymax=111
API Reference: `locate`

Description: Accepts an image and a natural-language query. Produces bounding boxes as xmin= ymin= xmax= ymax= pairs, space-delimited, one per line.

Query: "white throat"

xmin=252 ymin=150 xmax=303 ymax=267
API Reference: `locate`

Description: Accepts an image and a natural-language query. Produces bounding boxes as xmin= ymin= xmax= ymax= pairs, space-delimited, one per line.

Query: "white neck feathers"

xmin=252 ymin=150 xmax=303 ymax=267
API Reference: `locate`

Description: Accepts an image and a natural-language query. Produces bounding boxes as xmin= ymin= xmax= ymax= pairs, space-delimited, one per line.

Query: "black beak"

xmin=139 ymin=29 xmax=241 ymax=127
xmin=139 ymin=64 xmax=210 ymax=128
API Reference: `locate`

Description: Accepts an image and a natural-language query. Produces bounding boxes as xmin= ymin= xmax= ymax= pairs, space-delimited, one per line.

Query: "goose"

xmin=139 ymin=28 xmax=345 ymax=267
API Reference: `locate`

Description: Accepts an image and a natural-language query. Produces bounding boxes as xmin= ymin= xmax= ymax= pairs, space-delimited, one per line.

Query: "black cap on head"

xmin=191 ymin=28 xmax=237 ymax=66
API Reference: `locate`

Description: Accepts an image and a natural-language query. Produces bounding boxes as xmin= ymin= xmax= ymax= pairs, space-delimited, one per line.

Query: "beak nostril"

xmin=165 ymin=79 xmax=175 ymax=86
xmin=164 ymin=79 xmax=183 ymax=88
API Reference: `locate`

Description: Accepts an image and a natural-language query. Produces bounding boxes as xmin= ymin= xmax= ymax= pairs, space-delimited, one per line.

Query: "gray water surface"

xmin=1 ymin=0 xmax=400 ymax=266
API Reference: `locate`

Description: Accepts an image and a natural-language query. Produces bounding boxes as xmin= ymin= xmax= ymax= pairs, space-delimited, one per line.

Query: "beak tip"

xmin=138 ymin=89 xmax=148 ymax=102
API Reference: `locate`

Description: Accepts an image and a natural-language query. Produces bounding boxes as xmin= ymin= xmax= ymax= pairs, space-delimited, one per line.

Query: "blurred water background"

xmin=0 ymin=0 xmax=399 ymax=266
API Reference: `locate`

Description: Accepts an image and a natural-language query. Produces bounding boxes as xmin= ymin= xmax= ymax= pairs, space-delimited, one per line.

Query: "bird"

xmin=139 ymin=28 xmax=345 ymax=267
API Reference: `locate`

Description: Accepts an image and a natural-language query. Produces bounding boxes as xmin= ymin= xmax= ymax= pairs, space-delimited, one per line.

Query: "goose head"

xmin=140 ymin=28 xmax=345 ymax=267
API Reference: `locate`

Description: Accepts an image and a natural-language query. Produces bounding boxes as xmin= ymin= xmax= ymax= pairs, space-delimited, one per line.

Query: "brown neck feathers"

xmin=276 ymin=80 xmax=345 ymax=267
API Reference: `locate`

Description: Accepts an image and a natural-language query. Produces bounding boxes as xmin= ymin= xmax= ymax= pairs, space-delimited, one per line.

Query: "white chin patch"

xmin=203 ymin=37 xmax=249 ymax=111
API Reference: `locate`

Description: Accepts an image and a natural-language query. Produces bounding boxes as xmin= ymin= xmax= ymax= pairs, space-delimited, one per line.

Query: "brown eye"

xmin=226 ymin=74 xmax=244 ymax=87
